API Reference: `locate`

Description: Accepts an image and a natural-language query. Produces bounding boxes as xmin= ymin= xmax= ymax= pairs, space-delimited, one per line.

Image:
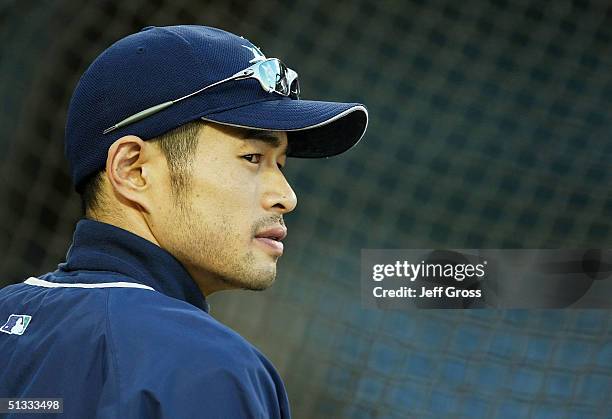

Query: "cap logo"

xmin=242 ymin=44 xmax=267 ymax=63
xmin=1 ymin=314 xmax=32 ymax=336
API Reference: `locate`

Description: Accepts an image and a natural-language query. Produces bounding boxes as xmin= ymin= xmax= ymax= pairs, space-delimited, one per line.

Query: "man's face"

xmin=151 ymin=122 xmax=297 ymax=295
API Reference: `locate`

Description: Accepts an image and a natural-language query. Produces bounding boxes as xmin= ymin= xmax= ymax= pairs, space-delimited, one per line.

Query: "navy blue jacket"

xmin=0 ymin=219 xmax=291 ymax=418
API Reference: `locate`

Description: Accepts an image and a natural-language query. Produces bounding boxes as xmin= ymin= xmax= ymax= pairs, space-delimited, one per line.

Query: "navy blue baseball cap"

xmin=65 ymin=25 xmax=368 ymax=193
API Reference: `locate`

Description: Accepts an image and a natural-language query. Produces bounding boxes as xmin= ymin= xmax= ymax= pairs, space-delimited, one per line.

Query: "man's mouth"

xmin=254 ymin=227 xmax=287 ymax=256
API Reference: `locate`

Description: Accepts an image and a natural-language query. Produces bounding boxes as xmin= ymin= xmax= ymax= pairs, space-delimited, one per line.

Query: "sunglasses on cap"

xmin=103 ymin=58 xmax=300 ymax=134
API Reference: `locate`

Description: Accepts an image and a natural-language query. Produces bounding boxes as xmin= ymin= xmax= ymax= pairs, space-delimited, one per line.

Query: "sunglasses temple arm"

xmin=103 ymin=101 xmax=174 ymax=134
xmin=175 ymin=70 xmax=253 ymax=102
xmin=103 ymin=69 xmax=254 ymax=134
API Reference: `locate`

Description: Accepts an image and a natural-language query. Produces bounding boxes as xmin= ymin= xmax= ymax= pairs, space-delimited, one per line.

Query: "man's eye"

xmin=242 ymin=154 xmax=262 ymax=164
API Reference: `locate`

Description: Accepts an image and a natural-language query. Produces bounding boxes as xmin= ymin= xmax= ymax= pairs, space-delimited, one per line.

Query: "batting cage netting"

xmin=1 ymin=0 xmax=611 ymax=417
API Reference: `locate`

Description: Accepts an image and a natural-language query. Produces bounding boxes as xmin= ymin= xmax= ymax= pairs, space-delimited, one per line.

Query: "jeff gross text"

xmin=371 ymin=260 xmax=487 ymax=299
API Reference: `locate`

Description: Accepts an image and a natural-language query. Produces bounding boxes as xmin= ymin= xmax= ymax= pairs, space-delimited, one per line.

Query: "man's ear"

xmin=105 ymin=135 xmax=155 ymax=213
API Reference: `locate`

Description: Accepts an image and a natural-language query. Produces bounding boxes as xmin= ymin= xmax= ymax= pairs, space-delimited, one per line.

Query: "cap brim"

xmin=201 ymin=98 xmax=368 ymax=158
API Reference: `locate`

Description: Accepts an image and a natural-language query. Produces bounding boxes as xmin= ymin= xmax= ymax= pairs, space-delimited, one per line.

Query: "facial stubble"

xmin=172 ymin=196 xmax=278 ymax=292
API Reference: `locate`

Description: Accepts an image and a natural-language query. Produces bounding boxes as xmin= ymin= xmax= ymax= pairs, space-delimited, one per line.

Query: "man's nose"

xmin=262 ymin=174 xmax=298 ymax=214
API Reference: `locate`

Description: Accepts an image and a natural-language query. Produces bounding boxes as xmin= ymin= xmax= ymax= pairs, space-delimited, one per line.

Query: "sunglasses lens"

xmin=257 ymin=59 xmax=282 ymax=92
xmin=254 ymin=59 xmax=298 ymax=97
xmin=276 ymin=62 xmax=289 ymax=94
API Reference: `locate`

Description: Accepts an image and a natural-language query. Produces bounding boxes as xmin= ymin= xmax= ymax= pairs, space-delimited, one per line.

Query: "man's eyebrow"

xmin=241 ymin=129 xmax=290 ymax=154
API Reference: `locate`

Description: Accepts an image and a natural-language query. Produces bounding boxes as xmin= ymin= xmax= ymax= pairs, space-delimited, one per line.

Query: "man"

xmin=0 ymin=25 xmax=367 ymax=418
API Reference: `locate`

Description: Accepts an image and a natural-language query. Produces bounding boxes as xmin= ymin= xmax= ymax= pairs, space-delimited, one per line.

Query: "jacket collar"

xmin=57 ymin=218 xmax=209 ymax=313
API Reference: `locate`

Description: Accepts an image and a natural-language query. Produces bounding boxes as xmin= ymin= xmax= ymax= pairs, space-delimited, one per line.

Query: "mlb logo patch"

xmin=0 ymin=314 xmax=32 ymax=336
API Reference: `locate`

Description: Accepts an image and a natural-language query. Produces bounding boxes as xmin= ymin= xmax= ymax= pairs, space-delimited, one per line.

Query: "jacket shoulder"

xmin=107 ymin=287 xmax=254 ymax=357
xmin=105 ymin=288 xmax=289 ymax=418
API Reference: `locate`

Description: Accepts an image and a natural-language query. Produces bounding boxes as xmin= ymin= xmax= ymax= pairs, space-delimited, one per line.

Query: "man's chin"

xmin=220 ymin=266 xmax=277 ymax=291
xmin=233 ymin=275 xmax=276 ymax=291
xmin=242 ymin=280 xmax=275 ymax=291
